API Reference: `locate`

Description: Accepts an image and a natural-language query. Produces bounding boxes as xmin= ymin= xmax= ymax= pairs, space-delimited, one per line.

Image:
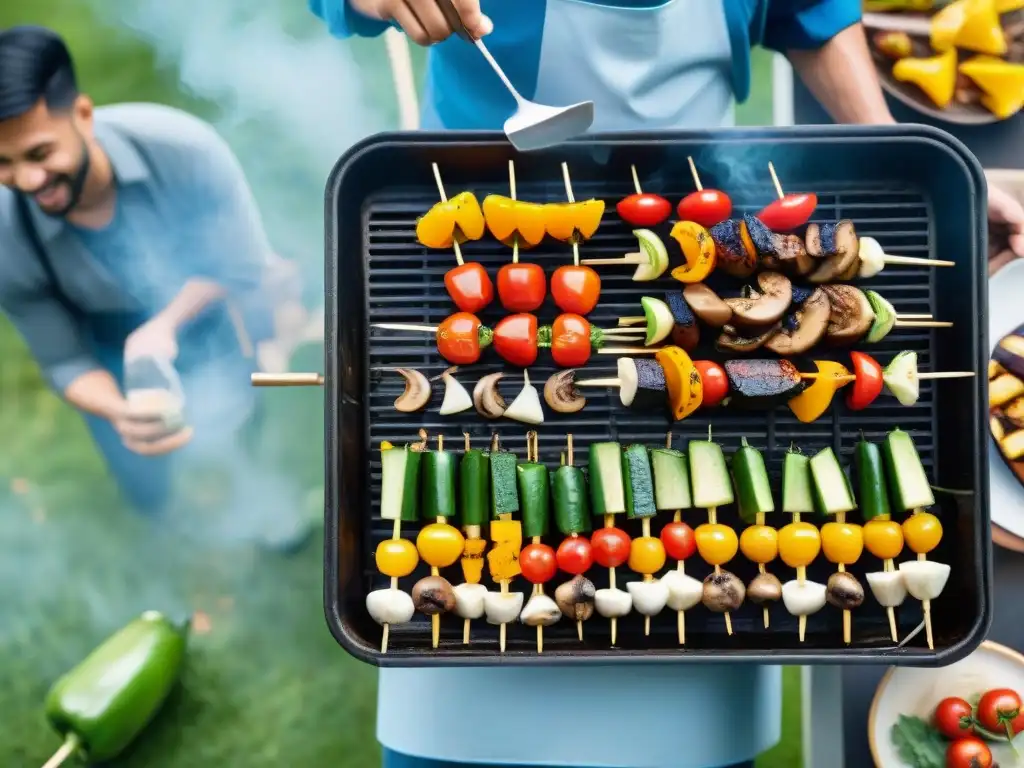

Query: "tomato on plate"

xmin=497 ymin=262 xmax=546 ymax=312
xmin=443 ymin=262 xmax=493 ymax=313
xmin=846 ymin=351 xmax=884 ymax=411
xmin=757 ymin=193 xmax=818 ymax=232
xmin=617 ymin=193 xmax=671 ymax=227
xmin=436 ymin=312 xmax=489 ymax=365
xmin=677 ymin=189 xmax=732 ymax=229
xmin=493 ymin=313 xmax=539 ymax=367
xmin=934 ymin=697 xmax=975 ymax=740
xmin=977 ymin=688 xmax=1024 ymax=738
xmin=520 ymin=542 xmax=558 ymax=584
xmin=551 ymin=265 xmax=601 ymax=315
xmin=591 ymin=527 xmax=631 ymax=568
xmin=556 ymin=535 xmax=593 ymax=575
xmin=946 ymin=737 xmax=993 ymax=768
xmin=660 ymin=521 xmax=696 ymax=561
xmin=551 ymin=313 xmax=592 ymax=368
xmin=694 ymin=360 xmax=728 ymax=407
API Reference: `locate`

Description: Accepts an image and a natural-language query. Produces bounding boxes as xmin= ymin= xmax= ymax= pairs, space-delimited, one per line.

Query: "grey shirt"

xmin=0 ymin=103 xmax=274 ymax=392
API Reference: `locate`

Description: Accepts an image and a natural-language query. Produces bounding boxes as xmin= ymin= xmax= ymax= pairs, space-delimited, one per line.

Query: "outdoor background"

xmin=0 ymin=2 xmax=800 ymax=766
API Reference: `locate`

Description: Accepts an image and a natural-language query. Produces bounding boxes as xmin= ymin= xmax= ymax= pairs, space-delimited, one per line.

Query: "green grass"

xmin=0 ymin=4 xmax=798 ymax=767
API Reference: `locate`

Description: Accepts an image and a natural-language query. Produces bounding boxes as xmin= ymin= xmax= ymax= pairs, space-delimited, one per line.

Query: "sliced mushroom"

xmin=764 ymin=287 xmax=830 ymax=355
xmin=683 ymin=283 xmax=732 ymax=328
xmin=544 ymin=370 xmax=586 ymax=413
xmin=703 ymin=571 xmax=745 ymax=612
xmin=554 ymin=574 xmax=595 ymax=622
xmin=775 ymin=233 xmax=814 ymax=276
xmin=393 ymin=368 xmax=432 ymax=413
xmin=807 ymin=222 xmax=860 ymax=282
xmin=412 ymin=575 xmax=456 ymax=615
xmin=747 ymin=573 xmax=783 ymax=604
xmin=838 ymin=256 xmax=861 ymax=282
xmin=808 ymin=248 xmax=860 ymax=283
xmin=473 ymin=372 xmax=507 ymax=419
xmin=821 ymin=285 xmax=874 ymax=345
xmin=724 ymin=271 xmax=793 ymax=327
xmin=826 ymin=571 xmax=865 ymax=610
xmin=716 ymin=321 xmax=782 ymax=353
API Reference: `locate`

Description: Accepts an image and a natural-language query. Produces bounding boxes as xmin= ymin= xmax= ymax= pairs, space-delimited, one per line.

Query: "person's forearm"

xmin=787 ymin=24 xmax=895 ymax=125
xmin=64 ymin=370 xmax=126 ymax=420
xmin=348 ymin=0 xmax=380 ymax=18
xmin=154 ymin=279 xmax=227 ymax=331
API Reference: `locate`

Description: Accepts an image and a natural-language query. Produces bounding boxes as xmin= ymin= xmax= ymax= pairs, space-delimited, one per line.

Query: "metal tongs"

xmin=436 ymin=0 xmax=594 ymax=151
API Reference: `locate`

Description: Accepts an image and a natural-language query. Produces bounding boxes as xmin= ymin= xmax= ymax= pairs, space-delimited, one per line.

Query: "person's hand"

xmin=988 ymin=182 xmax=1024 ymax=276
xmin=112 ymin=401 xmax=193 ymax=457
xmin=123 ymin=318 xmax=179 ymax=363
xmin=359 ymin=0 xmax=492 ymax=45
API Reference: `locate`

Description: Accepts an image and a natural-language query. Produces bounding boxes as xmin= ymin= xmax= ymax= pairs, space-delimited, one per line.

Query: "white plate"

xmin=988 ymin=258 xmax=1024 ymax=539
xmin=869 ymin=640 xmax=1024 ymax=767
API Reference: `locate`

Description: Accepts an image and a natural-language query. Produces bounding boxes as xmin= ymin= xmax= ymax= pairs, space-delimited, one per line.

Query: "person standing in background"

xmin=0 ymin=26 xmax=310 ymax=549
xmin=312 ymin=1 xmax=1024 ymax=768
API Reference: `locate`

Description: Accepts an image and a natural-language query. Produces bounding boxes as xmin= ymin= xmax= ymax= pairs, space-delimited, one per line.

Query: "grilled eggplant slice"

xmin=723 ymin=359 xmax=806 ymax=408
xmin=665 ymin=291 xmax=700 ymax=352
xmin=994 ymin=332 xmax=1024 ymax=380
xmin=710 ymin=219 xmax=757 ymax=279
xmin=716 ymin=321 xmax=782 ymax=353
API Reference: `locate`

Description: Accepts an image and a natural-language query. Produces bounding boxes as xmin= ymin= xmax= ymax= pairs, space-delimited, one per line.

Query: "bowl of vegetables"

xmin=869 ymin=640 xmax=1024 ymax=766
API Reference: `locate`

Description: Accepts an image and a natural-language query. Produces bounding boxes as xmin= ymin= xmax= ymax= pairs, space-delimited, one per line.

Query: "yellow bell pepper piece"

xmin=954 ymin=0 xmax=1007 ymax=55
xmin=960 ymin=56 xmax=1024 ymax=119
xmin=931 ymin=0 xmax=971 ymax=52
xmin=669 ymin=221 xmax=717 ymax=284
xmin=544 ymin=200 xmax=605 ymax=243
xmin=892 ymin=48 xmax=958 ymax=109
xmin=787 ymin=360 xmax=853 ymax=424
xmin=655 ymin=346 xmax=701 ymax=421
xmin=995 ymin=0 xmax=1024 ymax=12
xmin=415 ymin=191 xmax=486 ymax=249
xmin=486 ymin=518 xmax=522 ymax=581
xmin=460 ymin=538 xmax=487 ymax=584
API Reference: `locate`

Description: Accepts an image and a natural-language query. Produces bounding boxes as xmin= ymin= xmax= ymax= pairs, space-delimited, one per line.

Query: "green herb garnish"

xmin=890 ymin=715 xmax=946 ymax=768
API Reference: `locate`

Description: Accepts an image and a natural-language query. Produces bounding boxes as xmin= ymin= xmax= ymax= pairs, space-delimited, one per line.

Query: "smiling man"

xmin=0 ymin=26 xmax=288 ymax=529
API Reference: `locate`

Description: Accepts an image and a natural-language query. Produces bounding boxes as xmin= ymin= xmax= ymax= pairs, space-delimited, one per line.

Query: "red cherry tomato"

xmin=676 ymin=189 xmax=732 ymax=229
xmin=694 ymin=360 xmax=728 ymax=407
xmin=436 ymin=312 xmax=486 ymax=365
xmin=497 ymin=262 xmax=546 ymax=312
xmin=846 ymin=351 xmax=884 ymax=411
xmin=660 ymin=521 xmax=697 ymax=561
xmin=520 ymin=542 xmax=558 ymax=584
xmin=556 ymin=535 xmax=593 ymax=575
xmin=443 ymin=262 xmax=493 ymax=313
xmin=493 ymin=313 xmax=538 ymax=367
xmin=550 ymin=265 xmax=601 ymax=315
xmin=977 ymin=688 xmax=1024 ymax=737
xmin=946 ymin=737 xmax=993 ymax=768
xmin=756 ymin=193 xmax=818 ymax=232
xmin=591 ymin=526 xmax=631 ymax=568
xmin=934 ymin=697 xmax=975 ymax=740
xmin=551 ymin=313 xmax=593 ymax=368
xmin=617 ymin=193 xmax=671 ymax=227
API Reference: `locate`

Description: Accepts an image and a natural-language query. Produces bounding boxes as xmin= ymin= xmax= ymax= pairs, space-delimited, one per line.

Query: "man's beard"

xmin=27 ymin=136 xmax=91 ymax=218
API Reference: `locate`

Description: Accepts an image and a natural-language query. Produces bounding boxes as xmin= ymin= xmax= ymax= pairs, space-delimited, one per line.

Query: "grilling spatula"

xmin=435 ymin=0 xmax=594 ymax=151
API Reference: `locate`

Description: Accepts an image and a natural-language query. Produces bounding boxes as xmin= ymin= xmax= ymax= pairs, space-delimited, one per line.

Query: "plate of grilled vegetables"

xmin=989 ymin=257 xmax=1024 ymax=538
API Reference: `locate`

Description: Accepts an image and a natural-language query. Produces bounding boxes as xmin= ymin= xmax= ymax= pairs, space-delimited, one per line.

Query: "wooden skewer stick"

xmin=372 ymin=322 xmax=438 ymax=333
xmin=915 ymin=371 xmax=976 ymax=380
xmin=893 ymin=320 xmax=953 ymax=328
xmin=836 ymin=511 xmax=852 ymax=646
xmin=688 ymin=156 xmax=703 ymax=191
xmin=882 ymin=254 xmax=955 ymax=267
xmin=432 ymin=162 xmax=464 ymax=267
xmin=527 ymin=431 xmax=546 ymax=655
xmin=429 ymin=435 xmax=450 ymax=649
xmin=565 ymin=435 xmax=586 ymax=642
xmin=562 ymin=162 xmax=581 ymax=268
xmin=604 ymin=512 xmax=622 ymax=646
xmin=756 ymin=511 xmax=771 ymax=630
xmin=580 ymin=254 xmax=647 ymax=266
xmin=575 ymin=377 xmax=623 ymax=387
xmin=598 ymin=347 xmax=662 ymax=355
xmin=912 ymin=507 xmax=935 ymax=651
xmin=708 ymin=506 xmax=733 ymax=636
xmin=251 ymin=372 xmax=324 ymax=387
xmin=631 ymin=164 xmax=643 ymax=196
xmin=883 ymin=557 xmax=899 ymax=642
xmin=642 ymin=516 xmax=654 ymax=636
xmin=509 ymin=160 xmax=519 ymax=264
xmin=662 ymin=432 xmax=690 ymax=646
xmin=42 ymin=735 xmax=80 ymax=768
xmin=462 ymin=431 xmax=480 ymax=645
xmin=616 ymin=312 xmax=937 ymax=326
xmin=797 ymin=562 xmax=808 ymax=643
xmin=800 ymin=373 xmax=858 ymax=384
xmin=768 ymin=162 xmax=785 ymax=201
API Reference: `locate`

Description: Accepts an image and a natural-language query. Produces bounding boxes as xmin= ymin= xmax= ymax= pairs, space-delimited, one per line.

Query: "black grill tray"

xmin=324 ymin=127 xmax=992 ymax=667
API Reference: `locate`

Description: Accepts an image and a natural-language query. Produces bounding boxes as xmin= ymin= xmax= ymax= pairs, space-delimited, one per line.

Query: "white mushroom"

xmin=594 ymin=588 xmax=632 ymax=618
xmin=781 ymin=580 xmax=827 ymax=617
xmin=366 ymin=588 xmax=415 ymax=626
xmin=473 ymin=372 xmax=507 ymax=419
xmin=503 ymin=370 xmax=544 ymax=425
xmin=857 ymin=236 xmax=886 ymax=279
xmin=391 ymin=368 xmax=432 ymax=412
xmin=626 ymin=579 xmax=670 ymax=617
xmin=483 ymin=591 xmax=524 ymax=625
xmin=438 ymin=368 xmax=473 ymax=415
xmin=519 ymin=594 xmax=561 ymax=627
xmin=898 ymin=561 xmax=951 ymax=602
xmin=452 ymin=582 xmax=488 ymax=619
xmin=660 ymin=570 xmax=704 ymax=611
xmin=865 ymin=570 xmax=908 ymax=608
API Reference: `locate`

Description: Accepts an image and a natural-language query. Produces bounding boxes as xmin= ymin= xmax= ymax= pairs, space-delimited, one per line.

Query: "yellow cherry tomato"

xmin=739 ymin=524 xmax=779 ymax=564
xmin=902 ymin=512 xmax=943 ymax=555
xmin=695 ymin=523 xmax=739 ymax=567
xmin=777 ymin=522 xmax=821 ymax=568
xmin=863 ymin=519 xmax=904 ymax=560
xmin=820 ymin=522 xmax=864 ymax=565
xmin=628 ymin=536 xmax=667 ymax=575
xmin=375 ymin=538 xmax=419 ymax=578
xmin=416 ymin=522 xmax=465 ymax=568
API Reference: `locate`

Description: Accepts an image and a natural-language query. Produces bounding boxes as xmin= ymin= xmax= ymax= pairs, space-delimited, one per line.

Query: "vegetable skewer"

xmin=553 ymin=435 xmax=596 ymax=641
xmin=580 ymin=228 xmax=670 ymax=281
xmin=734 ymin=438 xmax=781 ymax=629
xmin=454 ymin=433 xmax=489 ymax=644
xmin=589 ymin=441 xmax=632 ymax=645
xmin=623 ymin=443 xmax=669 ymax=636
xmin=676 ymin=157 xmax=732 ymax=229
xmin=518 ymin=431 xmax=561 ymax=653
xmin=616 ymin=164 xmax=671 ymax=227
xmin=654 ymin=433 xmax=701 ymax=645
xmin=779 ymin=446 xmax=826 ymax=642
xmin=496 ymin=161 xmax=546 ymax=313
xmin=484 ymin=433 xmax=524 ymax=653
xmin=757 ymin=162 xmax=818 ymax=232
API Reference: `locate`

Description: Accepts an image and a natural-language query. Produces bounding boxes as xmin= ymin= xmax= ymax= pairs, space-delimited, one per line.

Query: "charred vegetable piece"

xmin=618 ymin=357 xmax=667 ymax=410
xmin=553 ymin=466 xmax=590 ymax=535
xmin=723 ymin=359 xmax=806 ymax=408
xmin=589 ymin=442 xmax=626 ymax=516
xmin=517 ymin=462 xmax=551 ymax=538
xmin=732 ymin=437 xmax=775 ymax=524
xmin=791 ymin=285 xmax=814 ymax=305
xmin=656 ymin=346 xmax=703 ymax=420
xmin=710 ymin=219 xmax=758 ymax=278
xmin=716 ymin=321 xmax=782 ymax=353
xmin=822 ymin=285 xmax=874 ymax=345
xmin=683 ymin=283 xmax=732 ymax=328
xmin=724 ymin=271 xmax=793 ymax=328
xmin=460 ymin=449 xmax=490 ymax=527
xmin=882 ymin=428 xmax=935 ymax=511
xmin=665 ymin=291 xmax=700 ymax=351
xmin=490 ymin=451 xmax=520 ymax=518
xmin=651 ymin=448 xmax=692 ymax=511
xmin=623 ymin=444 xmax=657 ymax=519
xmin=764 ymin=287 xmax=830 ymax=356
xmin=787 ymin=360 xmax=852 ymax=423
xmin=808 ymin=221 xmax=860 ymax=283
xmin=669 ymin=221 xmax=717 ymax=283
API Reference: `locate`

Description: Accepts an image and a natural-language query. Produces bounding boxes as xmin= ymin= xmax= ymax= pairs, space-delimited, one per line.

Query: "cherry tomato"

xmin=677 ymin=189 xmax=732 ymax=229
xmin=550 ymin=265 xmax=601 ymax=315
xmin=556 ymin=535 xmax=593 ymax=575
xmin=617 ymin=193 xmax=671 ymax=227
xmin=946 ymin=737 xmax=993 ymax=768
xmin=846 ymin=351 xmax=884 ymax=411
xmin=591 ymin=526 xmax=631 ymax=568
xmin=756 ymin=193 xmax=818 ymax=232
xmin=934 ymin=697 xmax=975 ymax=740
xmin=550 ymin=313 xmax=592 ymax=368
xmin=520 ymin=542 xmax=557 ymax=584
xmin=977 ymin=688 xmax=1024 ymax=737
xmin=694 ymin=360 xmax=728 ymax=407
xmin=660 ymin=521 xmax=696 ymax=561
xmin=436 ymin=312 xmax=489 ymax=365
xmin=497 ymin=262 xmax=546 ymax=312
xmin=493 ymin=313 xmax=538 ymax=367
xmin=443 ymin=262 xmax=493 ymax=313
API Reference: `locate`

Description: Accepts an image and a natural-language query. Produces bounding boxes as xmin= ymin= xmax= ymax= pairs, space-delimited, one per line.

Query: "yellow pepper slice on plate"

xmin=893 ymin=48 xmax=958 ymax=109
xmin=960 ymin=56 xmax=1024 ymax=119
